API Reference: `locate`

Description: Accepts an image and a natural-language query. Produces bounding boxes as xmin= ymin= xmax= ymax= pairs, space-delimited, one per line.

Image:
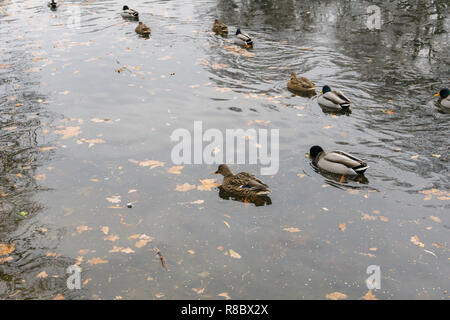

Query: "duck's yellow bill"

xmin=434 ymin=93 xmax=440 ymax=97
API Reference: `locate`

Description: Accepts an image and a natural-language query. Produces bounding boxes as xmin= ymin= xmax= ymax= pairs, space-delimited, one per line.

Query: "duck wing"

xmin=298 ymin=77 xmax=315 ymax=88
xmin=332 ymin=90 xmax=351 ymax=103
xmin=234 ymin=172 xmax=270 ymax=191
xmin=237 ymin=33 xmax=252 ymax=44
xmin=322 ymin=91 xmax=348 ymax=105
xmin=324 ymin=151 xmax=367 ymax=169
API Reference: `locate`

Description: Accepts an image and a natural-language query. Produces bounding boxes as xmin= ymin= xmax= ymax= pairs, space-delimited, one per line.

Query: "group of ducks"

xmin=44 ymin=4 xmax=448 ymax=201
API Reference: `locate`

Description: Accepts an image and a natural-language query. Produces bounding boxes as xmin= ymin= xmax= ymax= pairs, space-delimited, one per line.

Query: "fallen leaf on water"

xmin=362 ymin=290 xmax=378 ymax=300
xmin=104 ymin=234 xmax=120 ymax=242
xmin=229 ymin=249 xmax=241 ymax=259
xmin=0 ymin=257 xmax=13 ymax=264
xmin=361 ymin=213 xmax=377 ymax=221
xmin=78 ymin=138 xmax=105 ymax=148
xmin=197 ymin=179 xmax=220 ymax=191
xmin=187 ymin=250 xmax=195 ymax=255
xmin=101 ymin=226 xmax=109 ymax=235
xmin=55 ymin=126 xmax=82 ymax=139
xmin=429 ymin=216 xmax=441 ymax=223
xmin=297 ymin=173 xmax=306 ymax=179
xmin=410 ymin=155 xmax=419 ymax=159
xmin=339 ymin=223 xmax=347 ymax=231
xmin=106 ymin=195 xmax=121 ymax=204
xmin=0 ymin=243 xmax=15 ymax=256
xmin=326 ymin=292 xmax=347 ymax=300
xmin=283 ymin=227 xmax=300 ymax=233
xmin=109 ymin=246 xmax=135 ymax=254
xmin=53 ymin=294 xmax=64 ymax=300
xmin=382 ymin=109 xmax=394 ymax=114
xmin=39 ymin=146 xmax=57 ymax=152
xmin=128 ymin=159 xmax=164 ymax=169
xmin=223 ymin=221 xmax=230 ymax=229
xmin=175 ymin=183 xmax=196 ymax=192
xmin=87 ymin=257 xmax=108 ymax=265
xmin=34 ymin=174 xmax=46 ymax=181
xmin=410 ymin=235 xmax=425 ymax=248
xmin=168 ymin=166 xmax=184 ymax=174
xmin=36 ymin=271 xmax=48 ymax=279
xmin=135 ymin=234 xmax=153 ymax=248
xmin=218 ymin=292 xmax=231 ymax=300
xmin=59 ymin=90 xmax=70 ymax=95
xmin=76 ymin=225 xmax=91 ymax=234
xmin=379 ymin=216 xmax=389 ymax=222
xmin=156 ymin=249 xmax=166 ymax=268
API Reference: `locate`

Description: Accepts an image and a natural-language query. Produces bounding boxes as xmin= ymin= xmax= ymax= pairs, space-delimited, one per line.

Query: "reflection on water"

xmin=0 ymin=0 xmax=449 ymax=299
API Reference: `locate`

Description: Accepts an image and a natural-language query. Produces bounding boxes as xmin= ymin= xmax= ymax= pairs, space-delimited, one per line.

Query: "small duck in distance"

xmin=434 ymin=88 xmax=450 ymax=110
xmin=318 ymin=85 xmax=351 ymax=110
xmin=214 ymin=164 xmax=271 ymax=197
xmin=47 ymin=0 xmax=59 ymax=9
xmin=287 ymin=72 xmax=315 ymax=93
xmin=212 ymin=19 xmax=228 ymax=36
xmin=121 ymin=5 xmax=139 ymax=20
xmin=309 ymin=146 xmax=369 ymax=176
xmin=234 ymin=29 xmax=253 ymax=48
xmin=135 ymin=22 xmax=151 ymax=35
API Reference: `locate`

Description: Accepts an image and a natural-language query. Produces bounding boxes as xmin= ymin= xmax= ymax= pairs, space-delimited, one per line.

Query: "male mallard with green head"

xmin=135 ymin=22 xmax=151 ymax=35
xmin=309 ymin=146 xmax=368 ymax=176
xmin=214 ymin=164 xmax=271 ymax=197
xmin=434 ymin=88 xmax=450 ymax=109
xmin=234 ymin=29 xmax=253 ymax=48
xmin=212 ymin=19 xmax=228 ymax=36
xmin=318 ymin=85 xmax=351 ymax=110
xmin=287 ymin=72 xmax=315 ymax=92
xmin=121 ymin=5 xmax=139 ymax=19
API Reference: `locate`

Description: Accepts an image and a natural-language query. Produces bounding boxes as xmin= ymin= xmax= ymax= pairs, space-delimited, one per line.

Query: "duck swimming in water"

xmin=287 ymin=72 xmax=315 ymax=93
xmin=234 ymin=29 xmax=253 ymax=48
xmin=318 ymin=85 xmax=351 ymax=110
xmin=135 ymin=22 xmax=151 ymax=35
xmin=434 ymin=88 xmax=450 ymax=110
xmin=212 ymin=19 xmax=228 ymax=36
xmin=121 ymin=5 xmax=139 ymax=20
xmin=309 ymin=146 xmax=368 ymax=176
xmin=214 ymin=164 xmax=271 ymax=197
xmin=47 ymin=0 xmax=59 ymax=9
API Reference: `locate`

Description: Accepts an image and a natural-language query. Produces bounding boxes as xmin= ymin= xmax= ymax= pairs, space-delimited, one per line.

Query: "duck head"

xmin=321 ymin=85 xmax=331 ymax=94
xmin=214 ymin=164 xmax=233 ymax=177
xmin=290 ymin=72 xmax=297 ymax=79
xmin=309 ymin=145 xmax=324 ymax=159
xmin=123 ymin=5 xmax=129 ymax=10
xmin=236 ymin=29 xmax=241 ymax=35
xmin=435 ymin=88 xmax=450 ymax=99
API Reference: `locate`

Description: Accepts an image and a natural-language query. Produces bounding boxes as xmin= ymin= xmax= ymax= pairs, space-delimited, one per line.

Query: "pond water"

xmin=0 ymin=0 xmax=449 ymax=299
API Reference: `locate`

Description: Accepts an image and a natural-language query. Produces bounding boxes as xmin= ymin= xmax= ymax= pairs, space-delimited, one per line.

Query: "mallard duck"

xmin=234 ymin=29 xmax=253 ymax=48
xmin=212 ymin=19 xmax=228 ymax=36
xmin=287 ymin=72 xmax=315 ymax=92
xmin=318 ymin=85 xmax=351 ymax=110
xmin=121 ymin=5 xmax=139 ymax=19
xmin=214 ymin=164 xmax=271 ymax=197
xmin=434 ymin=88 xmax=450 ymax=109
xmin=47 ymin=0 xmax=59 ymax=9
xmin=135 ymin=22 xmax=151 ymax=35
xmin=309 ymin=146 xmax=368 ymax=176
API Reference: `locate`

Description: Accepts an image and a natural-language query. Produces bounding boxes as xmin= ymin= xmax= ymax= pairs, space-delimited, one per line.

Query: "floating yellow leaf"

xmin=54 ymin=126 xmax=82 ymax=139
xmin=175 ymin=183 xmax=196 ymax=192
xmin=104 ymin=234 xmax=119 ymax=242
xmin=87 ymin=257 xmax=108 ymax=265
xmin=325 ymin=292 xmax=347 ymax=300
xmin=36 ymin=271 xmax=48 ymax=279
xmin=101 ymin=226 xmax=109 ymax=235
xmin=362 ymin=290 xmax=378 ymax=300
xmin=218 ymin=292 xmax=231 ymax=300
xmin=229 ymin=249 xmax=241 ymax=259
xmin=283 ymin=227 xmax=300 ymax=233
xmin=429 ymin=216 xmax=441 ymax=223
xmin=106 ymin=195 xmax=121 ymax=204
xmin=339 ymin=223 xmax=346 ymax=231
xmin=410 ymin=235 xmax=424 ymax=248
xmin=168 ymin=166 xmax=184 ymax=174
xmin=197 ymin=179 xmax=220 ymax=191
xmin=128 ymin=159 xmax=164 ymax=169
xmin=0 ymin=243 xmax=15 ymax=256
xmin=76 ymin=225 xmax=90 ymax=234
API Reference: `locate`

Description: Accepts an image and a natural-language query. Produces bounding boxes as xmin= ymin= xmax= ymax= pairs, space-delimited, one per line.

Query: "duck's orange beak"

xmin=434 ymin=93 xmax=440 ymax=97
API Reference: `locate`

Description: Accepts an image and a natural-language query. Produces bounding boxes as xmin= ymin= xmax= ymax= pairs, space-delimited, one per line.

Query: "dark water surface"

xmin=0 ymin=0 xmax=449 ymax=299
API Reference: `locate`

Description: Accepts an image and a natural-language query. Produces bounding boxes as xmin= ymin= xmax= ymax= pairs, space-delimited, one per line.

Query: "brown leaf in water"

xmin=197 ymin=179 xmax=220 ymax=191
xmin=187 ymin=250 xmax=195 ymax=255
xmin=218 ymin=292 xmax=231 ymax=299
xmin=53 ymin=294 xmax=65 ymax=300
xmin=379 ymin=216 xmax=389 ymax=222
xmin=101 ymin=226 xmax=109 ymax=235
xmin=175 ymin=183 xmax=196 ymax=192
xmin=223 ymin=221 xmax=230 ymax=229
xmin=76 ymin=225 xmax=91 ymax=234
xmin=362 ymin=290 xmax=378 ymax=300
xmin=410 ymin=235 xmax=424 ymax=248
xmin=78 ymin=138 xmax=105 ymax=148
xmin=106 ymin=195 xmax=121 ymax=204
xmin=34 ymin=174 xmax=46 ymax=181
xmin=192 ymin=287 xmax=205 ymax=295
xmin=135 ymin=234 xmax=153 ymax=248
xmin=361 ymin=213 xmax=377 ymax=221
xmin=104 ymin=234 xmax=119 ymax=242
xmin=0 ymin=243 xmax=15 ymax=256
xmin=109 ymin=246 xmax=135 ymax=254
xmin=36 ymin=271 xmax=48 ymax=279
xmin=283 ymin=227 xmax=300 ymax=233
xmin=339 ymin=223 xmax=347 ymax=231
xmin=54 ymin=126 xmax=82 ymax=139
xmin=87 ymin=257 xmax=108 ymax=265
xmin=156 ymin=250 xmax=166 ymax=268
xmin=128 ymin=159 xmax=164 ymax=169
xmin=229 ymin=249 xmax=241 ymax=259
xmin=429 ymin=216 xmax=441 ymax=223
xmin=0 ymin=257 xmax=13 ymax=264
xmin=325 ymin=292 xmax=347 ymax=300
xmin=168 ymin=166 xmax=184 ymax=174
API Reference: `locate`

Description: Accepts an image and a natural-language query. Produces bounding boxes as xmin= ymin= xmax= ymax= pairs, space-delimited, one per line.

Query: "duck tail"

xmin=340 ymin=102 xmax=350 ymax=109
